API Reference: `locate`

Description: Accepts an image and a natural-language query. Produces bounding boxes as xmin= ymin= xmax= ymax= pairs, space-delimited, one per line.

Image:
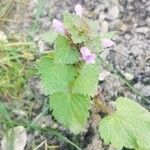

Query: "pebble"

xmin=141 ymin=86 xmax=150 ymax=97
xmin=99 ymin=12 xmax=106 ymax=21
xmin=136 ymin=27 xmax=149 ymax=33
xmin=120 ymin=23 xmax=128 ymax=31
xmin=124 ymin=33 xmax=131 ymax=40
xmin=123 ymin=72 xmax=134 ymax=80
xmin=12 ymin=110 xmax=27 ymax=117
xmin=0 ymin=31 xmax=8 ymax=42
xmin=107 ymin=6 xmax=119 ymax=21
xmin=146 ymin=18 xmax=150 ymax=26
xmin=99 ymin=70 xmax=111 ymax=81
xmin=101 ymin=21 xmax=109 ymax=33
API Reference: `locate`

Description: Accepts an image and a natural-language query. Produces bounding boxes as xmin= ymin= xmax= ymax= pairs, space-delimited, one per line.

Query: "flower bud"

xmin=80 ymin=47 xmax=96 ymax=64
xmin=74 ymin=4 xmax=83 ymax=17
xmin=101 ymin=39 xmax=115 ymax=48
xmin=52 ymin=19 xmax=66 ymax=34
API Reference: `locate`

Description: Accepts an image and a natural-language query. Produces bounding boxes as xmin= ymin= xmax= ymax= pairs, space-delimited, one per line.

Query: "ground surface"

xmin=0 ymin=0 xmax=150 ymax=149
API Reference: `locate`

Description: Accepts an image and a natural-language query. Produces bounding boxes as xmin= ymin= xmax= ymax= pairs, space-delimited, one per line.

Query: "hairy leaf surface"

xmin=54 ymin=36 xmax=80 ymax=64
xmin=73 ymin=63 xmax=99 ymax=96
xmin=63 ymin=13 xmax=101 ymax=52
xmin=50 ymin=92 xmax=90 ymax=134
xmin=99 ymin=97 xmax=150 ymax=150
xmin=38 ymin=56 xmax=77 ymax=94
xmin=41 ymin=29 xmax=58 ymax=44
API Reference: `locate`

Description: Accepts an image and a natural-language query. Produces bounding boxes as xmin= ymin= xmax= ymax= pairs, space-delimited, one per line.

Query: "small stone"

xmin=123 ymin=72 xmax=134 ymax=80
xmin=120 ymin=23 xmax=128 ymax=31
xmin=128 ymin=0 xmax=134 ymax=3
xmin=124 ymin=33 xmax=131 ymax=40
xmin=101 ymin=21 xmax=109 ymax=33
xmin=12 ymin=110 xmax=27 ymax=117
xmin=130 ymin=45 xmax=143 ymax=56
xmin=141 ymin=86 xmax=150 ymax=97
xmin=146 ymin=18 xmax=150 ymax=26
xmin=136 ymin=27 xmax=149 ymax=33
xmin=99 ymin=70 xmax=111 ymax=81
xmin=107 ymin=6 xmax=119 ymax=20
xmin=0 ymin=31 xmax=8 ymax=42
xmin=99 ymin=12 xmax=106 ymax=21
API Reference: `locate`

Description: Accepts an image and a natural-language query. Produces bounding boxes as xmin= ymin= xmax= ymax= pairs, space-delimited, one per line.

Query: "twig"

xmin=93 ymin=91 xmax=114 ymax=115
xmin=33 ymin=140 xmax=45 ymax=150
xmin=0 ymin=18 xmax=33 ymax=23
xmin=0 ymin=42 xmax=34 ymax=48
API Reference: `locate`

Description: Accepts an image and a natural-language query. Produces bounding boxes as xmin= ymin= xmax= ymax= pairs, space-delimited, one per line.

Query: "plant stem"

xmin=0 ymin=18 xmax=33 ymax=23
xmin=0 ymin=42 xmax=34 ymax=48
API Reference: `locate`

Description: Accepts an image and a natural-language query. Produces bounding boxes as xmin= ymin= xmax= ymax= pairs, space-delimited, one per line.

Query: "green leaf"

xmin=38 ymin=56 xmax=77 ymax=94
xmin=63 ymin=13 xmax=87 ymax=44
xmin=54 ymin=36 xmax=80 ymax=64
xmin=50 ymin=92 xmax=91 ymax=134
xmin=63 ymin=13 xmax=83 ymax=38
xmin=41 ymin=29 xmax=58 ymax=44
xmin=99 ymin=97 xmax=150 ymax=150
xmin=0 ymin=103 xmax=10 ymax=121
xmin=63 ymin=13 xmax=101 ymax=52
xmin=73 ymin=63 xmax=99 ymax=96
xmin=100 ymin=31 xmax=117 ymax=39
xmin=85 ymin=36 xmax=101 ymax=53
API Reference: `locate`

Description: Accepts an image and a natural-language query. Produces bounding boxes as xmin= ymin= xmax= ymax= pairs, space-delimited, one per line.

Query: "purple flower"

xmin=101 ymin=39 xmax=115 ymax=48
xmin=74 ymin=4 xmax=83 ymax=17
xmin=80 ymin=47 xmax=96 ymax=64
xmin=52 ymin=19 xmax=66 ymax=34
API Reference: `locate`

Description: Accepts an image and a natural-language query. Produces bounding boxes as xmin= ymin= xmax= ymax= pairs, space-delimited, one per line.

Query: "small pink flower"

xmin=80 ymin=47 xmax=96 ymax=64
xmin=52 ymin=19 xmax=66 ymax=34
xmin=74 ymin=4 xmax=83 ymax=17
xmin=101 ymin=39 xmax=115 ymax=48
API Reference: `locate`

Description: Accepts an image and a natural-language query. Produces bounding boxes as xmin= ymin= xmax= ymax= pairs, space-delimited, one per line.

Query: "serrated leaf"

xmin=85 ymin=36 xmax=101 ymax=53
xmin=73 ymin=63 xmax=99 ymax=96
xmin=41 ymin=29 xmax=58 ymax=44
xmin=50 ymin=92 xmax=91 ymax=134
xmin=38 ymin=56 xmax=77 ymax=94
xmin=54 ymin=36 xmax=80 ymax=64
xmin=63 ymin=13 xmax=87 ymax=40
xmin=99 ymin=97 xmax=150 ymax=150
xmin=63 ymin=13 xmax=87 ymax=44
xmin=63 ymin=13 xmax=101 ymax=52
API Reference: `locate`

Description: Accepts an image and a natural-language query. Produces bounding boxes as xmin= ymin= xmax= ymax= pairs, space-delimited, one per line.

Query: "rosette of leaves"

xmin=63 ymin=13 xmax=101 ymax=52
